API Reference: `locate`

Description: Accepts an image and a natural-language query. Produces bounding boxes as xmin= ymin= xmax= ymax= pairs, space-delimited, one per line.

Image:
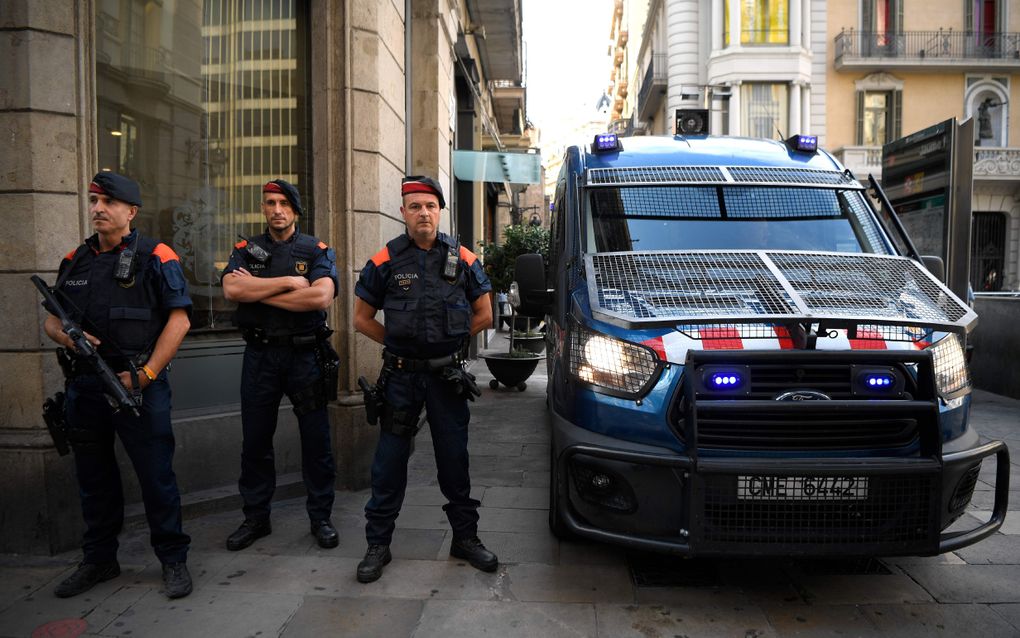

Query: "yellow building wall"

xmin=827 ymin=1 xmax=1020 ymax=151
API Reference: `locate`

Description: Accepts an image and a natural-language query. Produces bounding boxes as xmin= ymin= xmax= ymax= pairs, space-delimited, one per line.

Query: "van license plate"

xmin=737 ymin=476 xmax=868 ymax=501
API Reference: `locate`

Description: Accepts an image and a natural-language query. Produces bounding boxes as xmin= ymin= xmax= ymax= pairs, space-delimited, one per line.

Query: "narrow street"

xmin=1 ymin=330 xmax=1017 ymax=637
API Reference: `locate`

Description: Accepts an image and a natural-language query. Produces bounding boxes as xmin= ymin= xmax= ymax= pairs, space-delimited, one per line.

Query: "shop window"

xmin=742 ymin=83 xmax=788 ymax=138
xmin=95 ymin=0 xmax=312 ymax=332
xmin=971 ymin=212 xmax=1006 ymax=292
xmin=856 ymin=90 xmax=901 ymax=146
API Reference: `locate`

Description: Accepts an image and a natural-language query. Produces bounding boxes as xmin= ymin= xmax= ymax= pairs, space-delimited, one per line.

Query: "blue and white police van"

xmin=513 ymin=122 xmax=1009 ymax=557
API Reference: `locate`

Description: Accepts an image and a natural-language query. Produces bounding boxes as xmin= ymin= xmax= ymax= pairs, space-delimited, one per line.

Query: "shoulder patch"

xmin=317 ymin=241 xmax=328 ymax=250
xmin=459 ymin=245 xmax=479 ymax=266
xmin=370 ymin=246 xmax=390 ymax=267
xmin=152 ymin=243 xmax=180 ymax=263
xmin=234 ymin=239 xmax=248 ymax=249
xmin=63 ymin=248 xmax=77 ymax=261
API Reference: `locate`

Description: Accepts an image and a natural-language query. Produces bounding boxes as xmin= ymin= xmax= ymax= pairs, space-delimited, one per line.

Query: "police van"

xmin=513 ymin=121 xmax=1010 ymax=557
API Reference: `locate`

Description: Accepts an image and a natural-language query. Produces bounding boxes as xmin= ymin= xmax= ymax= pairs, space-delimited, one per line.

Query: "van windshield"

xmin=584 ymin=186 xmax=892 ymax=255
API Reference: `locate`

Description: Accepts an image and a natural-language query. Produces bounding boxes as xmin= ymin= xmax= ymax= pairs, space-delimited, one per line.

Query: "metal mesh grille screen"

xmin=592 ymin=252 xmax=799 ymax=319
xmin=723 ymin=188 xmax=842 ymax=219
xmin=728 ymin=167 xmax=857 ymax=186
xmin=588 ymin=166 xmax=726 ymax=185
xmin=844 ymin=191 xmax=888 ymax=252
xmin=588 ymin=251 xmax=972 ymax=331
xmin=769 ymin=252 xmax=970 ymax=323
xmin=701 ymin=473 xmax=934 ymax=545
xmin=590 ymin=187 xmax=721 ymax=219
xmin=586 ymin=166 xmax=860 ymax=188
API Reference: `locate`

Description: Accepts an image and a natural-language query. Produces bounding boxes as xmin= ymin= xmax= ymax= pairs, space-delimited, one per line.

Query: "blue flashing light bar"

xmin=785 ymin=134 xmax=818 ymax=154
xmin=593 ymin=133 xmax=622 ymax=153
xmin=864 ymin=373 xmax=895 ymax=388
xmin=708 ymin=371 xmax=744 ymax=389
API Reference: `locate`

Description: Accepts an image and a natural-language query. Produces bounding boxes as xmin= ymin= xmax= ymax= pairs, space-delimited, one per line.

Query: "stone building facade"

xmin=0 ymin=0 xmax=524 ymax=554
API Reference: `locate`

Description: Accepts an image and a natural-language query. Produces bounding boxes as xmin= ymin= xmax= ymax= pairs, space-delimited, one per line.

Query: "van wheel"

xmin=489 ymin=379 xmax=499 ymax=390
xmin=516 ymin=382 xmax=527 ymax=391
xmin=548 ymin=447 xmax=575 ymax=539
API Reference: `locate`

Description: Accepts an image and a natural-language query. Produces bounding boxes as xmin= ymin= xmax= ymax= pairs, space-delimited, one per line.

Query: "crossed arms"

xmin=222 ymin=267 xmax=335 ymax=312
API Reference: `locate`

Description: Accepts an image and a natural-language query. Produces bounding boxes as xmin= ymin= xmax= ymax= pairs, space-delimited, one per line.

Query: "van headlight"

xmin=567 ymin=321 xmax=662 ymax=398
xmin=927 ymin=334 xmax=970 ymax=400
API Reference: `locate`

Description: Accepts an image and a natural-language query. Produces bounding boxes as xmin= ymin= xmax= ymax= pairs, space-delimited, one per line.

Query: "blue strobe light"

xmin=593 ymin=133 xmax=622 ymax=153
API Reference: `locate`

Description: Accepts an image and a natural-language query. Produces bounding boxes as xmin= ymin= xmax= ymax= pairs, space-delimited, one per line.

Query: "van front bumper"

xmin=551 ymin=411 xmax=1010 ymax=557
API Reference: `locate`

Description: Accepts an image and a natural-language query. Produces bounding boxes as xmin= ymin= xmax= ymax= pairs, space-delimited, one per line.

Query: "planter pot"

xmin=510 ymin=335 xmax=545 ymax=354
xmin=480 ymin=353 xmax=541 ymax=391
xmin=511 ymin=315 xmax=543 ymax=333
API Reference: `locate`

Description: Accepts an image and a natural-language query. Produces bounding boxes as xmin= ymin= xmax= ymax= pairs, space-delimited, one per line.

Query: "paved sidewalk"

xmin=1 ymin=330 xmax=1018 ymax=637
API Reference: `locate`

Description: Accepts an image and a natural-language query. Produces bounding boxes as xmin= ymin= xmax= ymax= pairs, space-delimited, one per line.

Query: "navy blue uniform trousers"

xmin=239 ymin=344 xmax=335 ymax=522
xmin=66 ymin=373 xmax=189 ymax=565
xmin=365 ymin=369 xmax=479 ymax=545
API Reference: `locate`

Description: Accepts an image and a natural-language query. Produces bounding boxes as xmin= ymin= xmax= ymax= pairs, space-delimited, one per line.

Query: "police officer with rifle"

xmin=353 ymin=176 xmax=495 ymax=583
xmin=221 ymin=179 xmax=340 ymax=551
xmin=40 ymin=171 xmax=193 ymax=599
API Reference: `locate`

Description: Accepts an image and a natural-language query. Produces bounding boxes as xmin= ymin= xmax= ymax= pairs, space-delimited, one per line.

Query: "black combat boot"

xmin=450 ymin=536 xmax=498 ymax=572
xmin=54 ymin=561 xmax=121 ymax=598
xmin=311 ymin=519 xmax=339 ymax=549
xmin=226 ymin=518 xmax=271 ymax=551
xmin=162 ymin=562 xmax=193 ymax=599
xmin=356 ymin=544 xmax=392 ymax=583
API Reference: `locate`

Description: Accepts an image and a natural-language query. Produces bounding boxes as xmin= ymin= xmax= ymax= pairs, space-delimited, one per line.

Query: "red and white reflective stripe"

xmin=643 ymin=326 xmax=915 ymax=363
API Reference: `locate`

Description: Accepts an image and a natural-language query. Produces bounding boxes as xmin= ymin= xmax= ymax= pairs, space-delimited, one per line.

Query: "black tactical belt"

xmin=242 ymin=329 xmax=324 ymax=347
xmin=382 ymin=350 xmax=462 ymax=372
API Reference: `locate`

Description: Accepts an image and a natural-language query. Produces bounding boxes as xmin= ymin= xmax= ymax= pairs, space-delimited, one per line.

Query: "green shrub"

xmin=479 ymin=224 xmax=550 ymax=293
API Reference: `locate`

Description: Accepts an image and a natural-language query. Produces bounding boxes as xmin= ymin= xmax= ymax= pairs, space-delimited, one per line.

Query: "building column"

xmin=727 ymin=0 xmax=741 ymax=50
xmin=789 ymin=82 xmax=802 ymax=134
xmin=801 ymin=84 xmax=811 ymax=135
xmin=802 ymin=0 xmax=812 ymax=49
xmin=790 ymin=0 xmax=801 ymax=49
xmin=711 ymin=0 xmax=723 ymax=53
xmin=0 ymin=0 xmax=95 ymax=554
xmin=729 ymin=81 xmax=742 ymax=136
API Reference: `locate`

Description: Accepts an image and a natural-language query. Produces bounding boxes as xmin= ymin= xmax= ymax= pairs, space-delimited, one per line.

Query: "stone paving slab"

xmin=476 ymin=506 xmax=549 ymax=533
xmin=203 ymin=554 xmax=361 ymax=597
xmin=858 ymin=603 xmax=1019 ymax=637
xmin=761 ymin=602 xmax=875 ymax=636
xmin=414 ymin=600 xmax=596 ymax=638
xmin=468 ymin=530 xmax=558 ymax=565
xmin=281 ymin=595 xmax=424 ymax=637
xmin=0 ymin=583 xmax=151 ymax=638
xmin=481 ymin=486 xmax=548 ymax=509
xmin=349 ymin=559 xmax=508 ymax=601
xmin=990 ymin=603 xmax=1020 ymax=630
xmin=595 ymin=602 xmax=774 ymax=638
xmin=507 ymin=563 xmax=633 ymax=603
xmin=951 ymin=532 xmax=1020 ymax=564
xmin=95 ymin=588 xmax=304 ymax=638
xmin=0 ymin=564 xmax=70 ymax=614
xmin=791 ymin=574 xmax=934 ymax=605
xmin=899 ymin=564 xmax=1020 ymax=603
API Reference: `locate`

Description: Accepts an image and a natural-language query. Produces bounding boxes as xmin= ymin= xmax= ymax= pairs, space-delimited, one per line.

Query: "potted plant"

xmin=480 ymin=301 xmax=543 ymax=391
xmin=509 ymin=316 xmax=545 ymax=354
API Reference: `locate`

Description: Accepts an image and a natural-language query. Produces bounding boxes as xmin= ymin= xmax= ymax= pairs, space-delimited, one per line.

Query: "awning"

xmin=452 ymin=150 xmax=541 ymax=184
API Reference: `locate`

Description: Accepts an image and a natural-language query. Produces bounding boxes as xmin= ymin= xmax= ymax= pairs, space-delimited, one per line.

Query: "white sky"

xmin=522 ymin=0 xmax=614 ymax=143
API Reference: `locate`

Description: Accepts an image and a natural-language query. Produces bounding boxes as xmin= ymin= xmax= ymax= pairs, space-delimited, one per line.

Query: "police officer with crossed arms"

xmin=222 ymin=179 xmax=341 ymax=551
xmin=43 ymin=172 xmax=193 ymax=599
xmin=353 ymin=176 xmax=497 ymax=583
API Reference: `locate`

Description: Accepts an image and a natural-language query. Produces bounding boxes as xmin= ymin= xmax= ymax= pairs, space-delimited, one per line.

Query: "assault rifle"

xmin=31 ymin=275 xmax=142 ymax=417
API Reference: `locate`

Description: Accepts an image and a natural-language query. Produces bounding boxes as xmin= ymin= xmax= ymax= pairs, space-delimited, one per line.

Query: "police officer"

xmin=43 ymin=172 xmax=193 ymax=599
xmin=222 ymin=179 xmax=340 ymax=551
xmin=353 ymin=176 xmax=497 ymax=583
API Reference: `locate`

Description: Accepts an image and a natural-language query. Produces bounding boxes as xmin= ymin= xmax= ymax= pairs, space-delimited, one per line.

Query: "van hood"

xmin=585 ymin=250 xmax=976 ymax=335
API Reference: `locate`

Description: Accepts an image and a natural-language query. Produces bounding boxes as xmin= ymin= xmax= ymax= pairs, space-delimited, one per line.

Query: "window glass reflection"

xmin=95 ymin=0 xmax=311 ymax=332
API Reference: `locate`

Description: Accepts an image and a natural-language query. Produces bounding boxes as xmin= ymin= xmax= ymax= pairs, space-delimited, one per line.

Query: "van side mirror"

xmin=513 ymin=253 xmax=553 ymax=316
xmin=921 ymin=255 xmax=945 ymax=282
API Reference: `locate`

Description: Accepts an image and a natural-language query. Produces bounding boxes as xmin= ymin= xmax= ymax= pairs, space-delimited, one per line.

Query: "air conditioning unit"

xmin=675 ymin=109 xmax=710 ymax=135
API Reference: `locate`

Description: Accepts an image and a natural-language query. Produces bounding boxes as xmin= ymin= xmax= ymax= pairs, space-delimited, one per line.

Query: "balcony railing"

xmin=974 ymin=148 xmax=1020 ymax=178
xmin=836 ymin=29 xmax=1020 ymax=62
xmin=637 ymin=54 xmax=667 ymax=122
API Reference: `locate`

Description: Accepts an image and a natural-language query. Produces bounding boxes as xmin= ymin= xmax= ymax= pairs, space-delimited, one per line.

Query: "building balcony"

xmin=834 ymin=145 xmax=1020 ymax=184
xmin=835 ymin=29 xmax=1020 ymax=71
xmin=832 ymin=145 xmax=883 ymax=180
xmin=636 ymin=53 xmax=667 ymax=123
xmin=488 ymin=79 xmax=526 ymax=136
